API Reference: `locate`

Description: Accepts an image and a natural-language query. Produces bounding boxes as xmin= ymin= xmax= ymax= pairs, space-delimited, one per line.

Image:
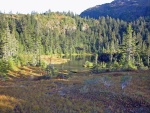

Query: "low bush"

xmin=8 ymin=58 xmax=18 ymax=71
xmin=122 ymin=62 xmax=137 ymax=71
xmin=45 ymin=64 xmax=58 ymax=77
xmin=18 ymin=54 xmax=28 ymax=66
xmin=138 ymin=66 xmax=148 ymax=70
xmin=83 ymin=61 xmax=94 ymax=68
xmin=40 ymin=60 xmax=48 ymax=69
xmin=0 ymin=60 xmax=9 ymax=80
xmin=0 ymin=60 xmax=9 ymax=73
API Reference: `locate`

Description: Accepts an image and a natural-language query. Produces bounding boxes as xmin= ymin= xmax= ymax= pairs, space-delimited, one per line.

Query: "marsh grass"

xmin=0 ymin=69 xmax=150 ymax=113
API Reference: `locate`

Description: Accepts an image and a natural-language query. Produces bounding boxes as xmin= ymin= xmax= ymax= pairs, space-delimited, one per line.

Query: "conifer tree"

xmin=120 ymin=24 xmax=136 ymax=67
xmin=1 ymin=23 xmax=18 ymax=60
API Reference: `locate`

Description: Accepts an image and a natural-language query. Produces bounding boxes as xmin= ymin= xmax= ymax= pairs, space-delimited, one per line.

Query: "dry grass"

xmin=0 ymin=95 xmax=23 ymax=113
xmin=7 ymin=66 xmax=45 ymax=80
xmin=0 ymin=69 xmax=150 ymax=113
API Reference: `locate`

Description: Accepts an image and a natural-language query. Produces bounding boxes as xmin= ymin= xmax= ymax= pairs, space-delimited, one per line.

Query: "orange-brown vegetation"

xmin=7 ymin=66 xmax=46 ymax=80
xmin=0 ymin=69 xmax=150 ymax=113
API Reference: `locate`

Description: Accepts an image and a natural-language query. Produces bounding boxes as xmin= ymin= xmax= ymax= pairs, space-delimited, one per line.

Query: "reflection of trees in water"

xmin=55 ymin=55 xmax=94 ymax=71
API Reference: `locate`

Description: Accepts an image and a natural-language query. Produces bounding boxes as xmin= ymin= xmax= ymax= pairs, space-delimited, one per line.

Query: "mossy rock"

xmin=56 ymin=74 xmax=69 ymax=79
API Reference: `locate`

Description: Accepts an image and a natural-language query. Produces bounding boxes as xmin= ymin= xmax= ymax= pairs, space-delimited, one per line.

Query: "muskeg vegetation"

xmin=0 ymin=68 xmax=150 ymax=113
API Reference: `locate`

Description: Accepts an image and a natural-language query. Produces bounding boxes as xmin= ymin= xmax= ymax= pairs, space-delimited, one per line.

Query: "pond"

xmin=53 ymin=55 xmax=95 ymax=71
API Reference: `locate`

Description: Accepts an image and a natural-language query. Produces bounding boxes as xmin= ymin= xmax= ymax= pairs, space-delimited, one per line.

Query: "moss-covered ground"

xmin=0 ymin=67 xmax=150 ymax=113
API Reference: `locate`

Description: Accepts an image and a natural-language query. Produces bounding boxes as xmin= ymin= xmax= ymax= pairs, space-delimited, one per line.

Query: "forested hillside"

xmin=80 ymin=0 xmax=150 ymax=21
xmin=0 ymin=11 xmax=150 ymax=78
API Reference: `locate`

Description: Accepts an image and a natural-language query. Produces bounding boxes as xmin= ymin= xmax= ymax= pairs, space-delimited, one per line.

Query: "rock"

xmin=14 ymin=104 xmax=23 ymax=113
xmin=35 ymin=75 xmax=51 ymax=80
xmin=56 ymin=74 xmax=69 ymax=79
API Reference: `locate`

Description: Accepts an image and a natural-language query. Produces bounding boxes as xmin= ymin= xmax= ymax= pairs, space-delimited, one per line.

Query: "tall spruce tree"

xmin=1 ymin=23 xmax=18 ymax=60
xmin=120 ymin=24 xmax=137 ymax=67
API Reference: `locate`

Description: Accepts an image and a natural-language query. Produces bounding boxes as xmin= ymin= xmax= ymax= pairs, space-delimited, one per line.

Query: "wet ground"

xmin=0 ymin=70 xmax=150 ymax=113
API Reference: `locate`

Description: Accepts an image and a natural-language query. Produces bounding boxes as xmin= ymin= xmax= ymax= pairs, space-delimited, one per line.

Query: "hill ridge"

xmin=80 ymin=0 xmax=150 ymax=21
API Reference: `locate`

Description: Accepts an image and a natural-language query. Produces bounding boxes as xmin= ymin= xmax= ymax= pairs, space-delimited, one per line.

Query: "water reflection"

xmin=54 ymin=55 xmax=94 ymax=71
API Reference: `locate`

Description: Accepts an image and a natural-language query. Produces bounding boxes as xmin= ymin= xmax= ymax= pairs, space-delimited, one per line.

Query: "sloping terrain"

xmin=0 ymin=70 xmax=150 ymax=113
xmin=80 ymin=0 xmax=150 ymax=21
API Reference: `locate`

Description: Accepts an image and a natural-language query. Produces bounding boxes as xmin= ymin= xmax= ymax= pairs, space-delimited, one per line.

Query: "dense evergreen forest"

xmin=0 ymin=11 xmax=150 ymax=78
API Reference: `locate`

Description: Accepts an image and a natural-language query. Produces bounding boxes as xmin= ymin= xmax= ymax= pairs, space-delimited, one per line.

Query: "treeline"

xmin=0 ymin=12 xmax=150 ymax=75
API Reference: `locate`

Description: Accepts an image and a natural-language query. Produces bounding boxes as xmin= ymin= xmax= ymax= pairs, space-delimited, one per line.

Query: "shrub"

xmin=45 ymin=64 xmax=58 ymax=77
xmin=83 ymin=61 xmax=94 ymax=68
xmin=138 ymin=66 xmax=148 ymax=70
xmin=92 ymin=65 xmax=107 ymax=73
xmin=0 ymin=73 xmax=8 ymax=81
xmin=0 ymin=60 xmax=9 ymax=73
xmin=112 ymin=61 xmax=121 ymax=71
xmin=40 ymin=60 xmax=48 ymax=69
xmin=12 ymin=56 xmax=21 ymax=67
xmin=30 ymin=55 xmax=39 ymax=66
xmin=18 ymin=54 xmax=28 ymax=66
xmin=0 ymin=60 xmax=9 ymax=80
xmin=8 ymin=58 xmax=18 ymax=71
xmin=122 ymin=62 xmax=137 ymax=71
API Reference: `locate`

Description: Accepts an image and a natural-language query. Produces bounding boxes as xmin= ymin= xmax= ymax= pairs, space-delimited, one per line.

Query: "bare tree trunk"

xmin=95 ymin=54 xmax=98 ymax=65
xmin=148 ymin=55 xmax=149 ymax=66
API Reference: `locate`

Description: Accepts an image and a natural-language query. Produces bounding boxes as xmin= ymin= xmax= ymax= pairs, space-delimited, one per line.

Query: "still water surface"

xmin=54 ymin=55 xmax=94 ymax=71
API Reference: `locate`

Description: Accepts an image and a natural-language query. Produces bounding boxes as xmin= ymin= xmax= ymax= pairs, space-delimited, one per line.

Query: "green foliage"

xmin=112 ymin=61 xmax=121 ymax=70
xmin=0 ymin=60 xmax=9 ymax=80
xmin=40 ymin=60 xmax=47 ymax=69
xmin=137 ymin=59 xmax=149 ymax=70
xmin=7 ymin=58 xmax=18 ymax=71
xmin=138 ymin=66 xmax=148 ymax=70
xmin=92 ymin=65 xmax=108 ymax=73
xmin=0 ymin=60 xmax=9 ymax=73
xmin=45 ymin=65 xmax=58 ymax=77
xmin=83 ymin=61 xmax=94 ymax=68
xmin=30 ymin=55 xmax=39 ymax=66
xmin=0 ymin=12 xmax=149 ymax=72
xmin=17 ymin=54 xmax=40 ymax=67
xmin=101 ymin=62 xmax=107 ymax=68
xmin=18 ymin=54 xmax=28 ymax=66
xmin=12 ymin=56 xmax=21 ymax=67
xmin=0 ymin=73 xmax=8 ymax=81
xmin=122 ymin=61 xmax=137 ymax=71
